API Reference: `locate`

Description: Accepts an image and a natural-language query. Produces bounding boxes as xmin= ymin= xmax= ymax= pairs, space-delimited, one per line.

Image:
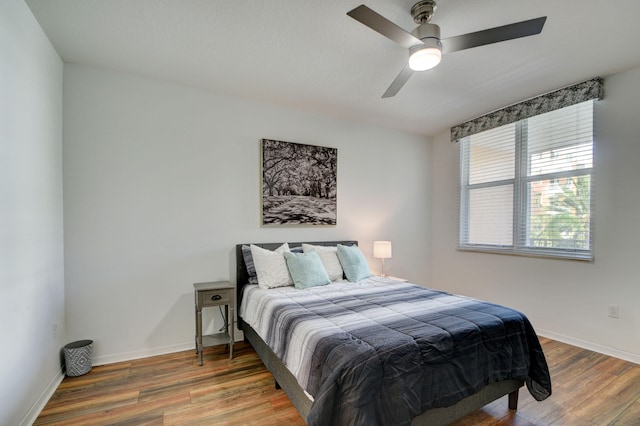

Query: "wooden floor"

xmin=35 ymin=338 xmax=640 ymax=425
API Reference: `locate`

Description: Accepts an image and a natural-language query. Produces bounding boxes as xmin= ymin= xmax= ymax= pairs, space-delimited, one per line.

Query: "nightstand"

xmin=194 ymin=281 xmax=235 ymax=365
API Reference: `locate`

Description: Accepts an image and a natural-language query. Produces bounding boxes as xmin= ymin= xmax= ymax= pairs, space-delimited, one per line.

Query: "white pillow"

xmin=250 ymin=243 xmax=293 ymax=289
xmin=302 ymin=244 xmax=344 ymax=282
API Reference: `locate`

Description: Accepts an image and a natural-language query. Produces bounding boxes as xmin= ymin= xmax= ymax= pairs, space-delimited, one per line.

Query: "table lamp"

xmin=373 ymin=241 xmax=392 ymax=277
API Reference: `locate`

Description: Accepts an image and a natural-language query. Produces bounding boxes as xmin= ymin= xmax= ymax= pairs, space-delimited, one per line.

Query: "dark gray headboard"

xmin=235 ymin=240 xmax=357 ymax=328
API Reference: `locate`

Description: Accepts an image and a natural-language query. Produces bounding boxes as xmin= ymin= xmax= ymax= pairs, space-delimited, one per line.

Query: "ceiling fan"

xmin=347 ymin=1 xmax=546 ymax=98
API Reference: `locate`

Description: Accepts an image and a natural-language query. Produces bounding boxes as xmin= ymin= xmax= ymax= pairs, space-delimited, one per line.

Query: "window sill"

xmin=457 ymin=245 xmax=594 ymax=262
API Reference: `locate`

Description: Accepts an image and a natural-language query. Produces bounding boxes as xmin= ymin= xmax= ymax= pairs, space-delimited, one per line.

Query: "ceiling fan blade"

xmin=347 ymin=5 xmax=423 ymax=49
xmin=441 ymin=17 xmax=547 ymax=54
xmin=382 ymin=65 xmax=414 ymax=98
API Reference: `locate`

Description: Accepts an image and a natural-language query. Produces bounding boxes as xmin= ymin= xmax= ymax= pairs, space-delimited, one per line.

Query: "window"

xmin=459 ymin=100 xmax=594 ymax=260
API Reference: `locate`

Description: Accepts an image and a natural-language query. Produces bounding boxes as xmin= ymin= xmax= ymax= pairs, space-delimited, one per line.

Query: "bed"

xmin=236 ymin=241 xmax=551 ymax=426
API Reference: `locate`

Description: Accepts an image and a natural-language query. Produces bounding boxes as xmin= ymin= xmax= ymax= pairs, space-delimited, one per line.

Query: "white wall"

xmin=431 ymin=66 xmax=640 ymax=363
xmin=0 ymin=1 xmax=65 ymax=424
xmin=63 ymin=64 xmax=432 ymax=364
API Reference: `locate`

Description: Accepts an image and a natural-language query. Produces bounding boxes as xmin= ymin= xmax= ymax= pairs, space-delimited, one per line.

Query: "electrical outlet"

xmin=52 ymin=323 xmax=58 ymax=340
xmin=608 ymin=305 xmax=620 ymax=319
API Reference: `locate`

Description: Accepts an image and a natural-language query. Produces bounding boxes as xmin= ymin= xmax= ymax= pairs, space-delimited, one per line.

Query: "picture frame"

xmin=261 ymin=139 xmax=337 ymax=225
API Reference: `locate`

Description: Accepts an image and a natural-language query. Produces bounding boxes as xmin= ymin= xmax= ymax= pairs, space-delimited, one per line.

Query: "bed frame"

xmin=235 ymin=241 xmax=523 ymax=425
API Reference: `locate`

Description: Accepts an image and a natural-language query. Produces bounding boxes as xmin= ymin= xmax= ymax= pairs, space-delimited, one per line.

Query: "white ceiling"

xmin=25 ymin=0 xmax=640 ymax=136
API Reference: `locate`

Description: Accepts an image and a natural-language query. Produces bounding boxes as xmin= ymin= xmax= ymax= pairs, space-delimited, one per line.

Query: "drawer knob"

xmin=211 ymin=294 xmax=222 ymax=301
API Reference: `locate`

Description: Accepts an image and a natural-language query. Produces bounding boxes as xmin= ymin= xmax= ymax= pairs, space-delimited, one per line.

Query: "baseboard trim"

xmin=93 ymin=341 xmax=195 ymax=366
xmin=20 ymin=369 xmax=64 ymax=426
xmin=93 ymin=333 xmax=245 ymax=366
xmin=538 ymin=329 xmax=640 ymax=365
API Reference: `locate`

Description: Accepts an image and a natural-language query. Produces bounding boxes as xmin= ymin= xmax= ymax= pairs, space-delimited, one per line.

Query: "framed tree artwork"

xmin=261 ymin=139 xmax=337 ymax=225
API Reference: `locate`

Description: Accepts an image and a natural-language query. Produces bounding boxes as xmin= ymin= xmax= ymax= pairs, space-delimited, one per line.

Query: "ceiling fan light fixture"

xmin=408 ymin=40 xmax=441 ymax=71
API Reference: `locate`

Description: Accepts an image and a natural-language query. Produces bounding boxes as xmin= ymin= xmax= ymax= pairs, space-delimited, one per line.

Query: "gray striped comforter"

xmin=240 ymin=277 xmax=551 ymax=426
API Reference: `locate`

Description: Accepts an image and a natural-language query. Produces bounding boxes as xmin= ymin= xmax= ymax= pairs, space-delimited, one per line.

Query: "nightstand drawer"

xmin=199 ymin=289 xmax=232 ymax=306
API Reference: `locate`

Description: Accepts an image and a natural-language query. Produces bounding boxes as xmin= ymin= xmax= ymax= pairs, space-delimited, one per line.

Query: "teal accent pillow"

xmin=284 ymin=251 xmax=331 ymax=289
xmin=336 ymin=244 xmax=371 ymax=282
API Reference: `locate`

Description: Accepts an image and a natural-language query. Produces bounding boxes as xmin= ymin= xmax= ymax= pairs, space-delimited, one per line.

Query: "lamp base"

xmin=380 ymin=258 xmax=387 ymax=277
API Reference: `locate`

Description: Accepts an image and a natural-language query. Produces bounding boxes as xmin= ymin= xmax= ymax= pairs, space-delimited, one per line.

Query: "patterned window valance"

xmin=450 ymin=77 xmax=604 ymax=142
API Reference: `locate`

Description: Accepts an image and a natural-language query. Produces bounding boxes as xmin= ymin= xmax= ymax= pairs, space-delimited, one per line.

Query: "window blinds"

xmin=459 ymin=100 xmax=595 ymax=260
xmin=522 ymin=101 xmax=593 ymax=255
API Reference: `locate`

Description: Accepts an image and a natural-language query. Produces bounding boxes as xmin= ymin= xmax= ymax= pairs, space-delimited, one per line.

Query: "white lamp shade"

xmin=373 ymin=241 xmax=392 ymax=259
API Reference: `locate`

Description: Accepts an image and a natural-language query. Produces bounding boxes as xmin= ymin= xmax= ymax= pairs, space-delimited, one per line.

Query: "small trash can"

xmin=64 ymin=340 xmax=93 ymax=377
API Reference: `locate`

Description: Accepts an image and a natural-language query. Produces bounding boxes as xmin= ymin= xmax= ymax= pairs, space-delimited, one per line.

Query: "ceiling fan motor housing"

xmin=411 ymin=22 xmax=441 ymax=43
xmin=410 ymin=0 xmax=440 ymax=47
